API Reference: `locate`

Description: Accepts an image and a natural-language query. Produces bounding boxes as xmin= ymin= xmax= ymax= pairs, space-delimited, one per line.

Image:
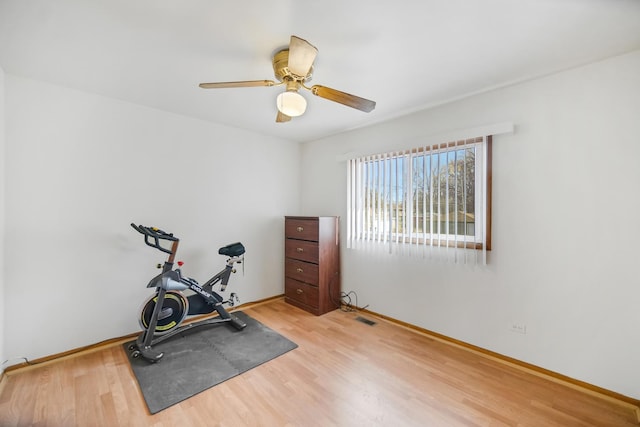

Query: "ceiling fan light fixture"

xmin=276 ymin=91 xmax=307 ymax=117
xmin=199 ymin=35 xmax=376 ymax=120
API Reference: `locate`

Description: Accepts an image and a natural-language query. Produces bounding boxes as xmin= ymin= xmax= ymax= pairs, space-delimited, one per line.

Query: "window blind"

xmin=347 ymin=136 xmax=491 ymax=265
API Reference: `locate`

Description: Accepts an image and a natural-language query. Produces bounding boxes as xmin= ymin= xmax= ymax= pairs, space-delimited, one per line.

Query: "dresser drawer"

xmin=285 ymin=258 xmax=319 ymax=285
xmin=285 ymin=278 xmax=319 ymax=309
xmin=285 ymin=218 xmax=318 ymax=241
xmin=285 ymin=239 xmax=319 ymax=263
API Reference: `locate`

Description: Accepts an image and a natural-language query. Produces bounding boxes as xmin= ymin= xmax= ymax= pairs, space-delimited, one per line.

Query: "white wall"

xmin=3 ymin=75 xmax=300 ymax=362
xmin=0 ymin=65 xmax=5 ymax=372
xmin=300 ymin=50 xmax=640 ymax=399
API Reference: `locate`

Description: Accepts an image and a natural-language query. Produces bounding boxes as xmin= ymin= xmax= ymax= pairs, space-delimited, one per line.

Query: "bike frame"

xmin=130 ymin=223 xmax=245 ymax=362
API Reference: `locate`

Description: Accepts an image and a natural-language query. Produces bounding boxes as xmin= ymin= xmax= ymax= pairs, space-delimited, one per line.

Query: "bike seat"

xmin=219 ymin=242 xmax=245 ymax=257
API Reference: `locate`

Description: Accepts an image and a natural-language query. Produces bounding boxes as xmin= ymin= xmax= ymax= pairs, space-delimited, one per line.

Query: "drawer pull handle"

xmin=296 ymin=268 xmax=304 ymax=273
xmin=296 ymin=247 xmax=304 ymax=252
xmin=296 ymin=288 xmax=303 ymax=294
xmin=297 ymin=226 xmax=304 ymax=232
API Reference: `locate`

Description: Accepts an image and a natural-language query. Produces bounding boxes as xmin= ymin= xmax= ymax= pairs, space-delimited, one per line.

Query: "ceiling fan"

xmin=199 ymin=35 xmax=376 ymax=123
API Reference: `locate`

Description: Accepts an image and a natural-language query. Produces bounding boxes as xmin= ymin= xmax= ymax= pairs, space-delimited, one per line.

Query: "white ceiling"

xmin=1 ymin=0 xmax=640 ymax=143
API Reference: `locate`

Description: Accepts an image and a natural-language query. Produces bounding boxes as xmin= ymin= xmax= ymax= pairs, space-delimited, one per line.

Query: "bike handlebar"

xmin=131 ymin=223 xmax=178 ymax=254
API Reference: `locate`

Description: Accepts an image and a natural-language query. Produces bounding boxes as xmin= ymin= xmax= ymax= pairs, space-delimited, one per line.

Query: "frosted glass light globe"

xmin=276 ymin=91 xmax=307 ymax=117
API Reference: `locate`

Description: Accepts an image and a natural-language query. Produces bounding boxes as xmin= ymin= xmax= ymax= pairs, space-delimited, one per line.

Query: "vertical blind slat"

xmin=347 ymin=159 xmax=352 ymax=247
xmin=422 ymin=147 xmax=427 ymax=248
xmin=374 ymin=154 xmax=379 ymax=242
xmin=482 ymin=136 xmax=488 ymax=265
xmin=453 ymin=147 xmax=459 ymax=259
xmin=429 ymin=150 xmax=434 ymax=249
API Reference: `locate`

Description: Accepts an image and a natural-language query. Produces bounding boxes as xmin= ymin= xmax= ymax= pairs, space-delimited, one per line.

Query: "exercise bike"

xmin=128 ymin=223 xmax=247 ymax=363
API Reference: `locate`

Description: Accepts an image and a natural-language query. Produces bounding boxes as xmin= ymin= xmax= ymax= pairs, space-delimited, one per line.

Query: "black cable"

xmin=339 ymin=290 xmax=369 ymax=312
xmin=327 ymin=273 xmax=368 ymax=312
xmin=340 ymin=290 xmax=356 ymax=312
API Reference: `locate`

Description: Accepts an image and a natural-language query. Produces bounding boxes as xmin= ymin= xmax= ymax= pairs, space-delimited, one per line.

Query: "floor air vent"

xmin=355 ymin=316 xmax=376 ymax=326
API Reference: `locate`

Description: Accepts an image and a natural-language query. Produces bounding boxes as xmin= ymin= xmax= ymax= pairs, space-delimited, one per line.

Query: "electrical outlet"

xmin=509 ymin=322 xmax=527 ymax=334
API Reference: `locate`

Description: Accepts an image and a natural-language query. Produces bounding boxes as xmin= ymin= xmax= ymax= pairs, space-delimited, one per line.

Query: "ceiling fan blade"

xmin=310 ymin=85 xmax=376 ymax=113
xmin=288 ymin=36 xmax=318 ymax=78
xmin=199 ymin=80 xmax=276 ymax=89
xmin=276 ymin=111 xmax=292 ymax=123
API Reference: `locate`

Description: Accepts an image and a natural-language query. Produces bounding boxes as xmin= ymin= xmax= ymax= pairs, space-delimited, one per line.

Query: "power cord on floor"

xmin=339 ymin=290 xmax=368 ymax=312
xmin=328 ymin=275 xmax=368 ymax=313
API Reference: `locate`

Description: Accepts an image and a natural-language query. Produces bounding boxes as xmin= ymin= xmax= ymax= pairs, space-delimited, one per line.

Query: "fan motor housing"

xmin=273 ymin=49 xmax=313 ymax=83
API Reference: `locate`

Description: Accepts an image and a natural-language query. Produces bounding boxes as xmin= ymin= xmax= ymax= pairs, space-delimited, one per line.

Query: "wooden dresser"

xmin=284 ymin=216 xmax=340 ymax=315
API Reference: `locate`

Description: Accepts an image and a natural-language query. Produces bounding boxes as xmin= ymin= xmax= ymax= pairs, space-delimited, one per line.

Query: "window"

xmin=347 ymin=136 xmax=492 ymax=263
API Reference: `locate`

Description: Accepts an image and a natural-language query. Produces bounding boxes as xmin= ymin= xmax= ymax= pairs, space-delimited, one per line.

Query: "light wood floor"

xmin=0 ymin=298 xmax=637 ymax=426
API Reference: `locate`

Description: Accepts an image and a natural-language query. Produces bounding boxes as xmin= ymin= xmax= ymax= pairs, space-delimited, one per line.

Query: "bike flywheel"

xmin=139 ymin=290 xmax=189 ymax=335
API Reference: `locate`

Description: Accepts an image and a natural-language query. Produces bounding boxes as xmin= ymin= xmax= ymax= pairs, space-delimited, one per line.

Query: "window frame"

xmin=347 ymin=136 xmax=492 ymax=251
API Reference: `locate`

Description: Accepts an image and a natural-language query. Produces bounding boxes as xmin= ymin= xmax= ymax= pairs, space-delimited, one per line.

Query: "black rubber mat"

xmin=123 ymin=311 xmax=298 ymax=414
